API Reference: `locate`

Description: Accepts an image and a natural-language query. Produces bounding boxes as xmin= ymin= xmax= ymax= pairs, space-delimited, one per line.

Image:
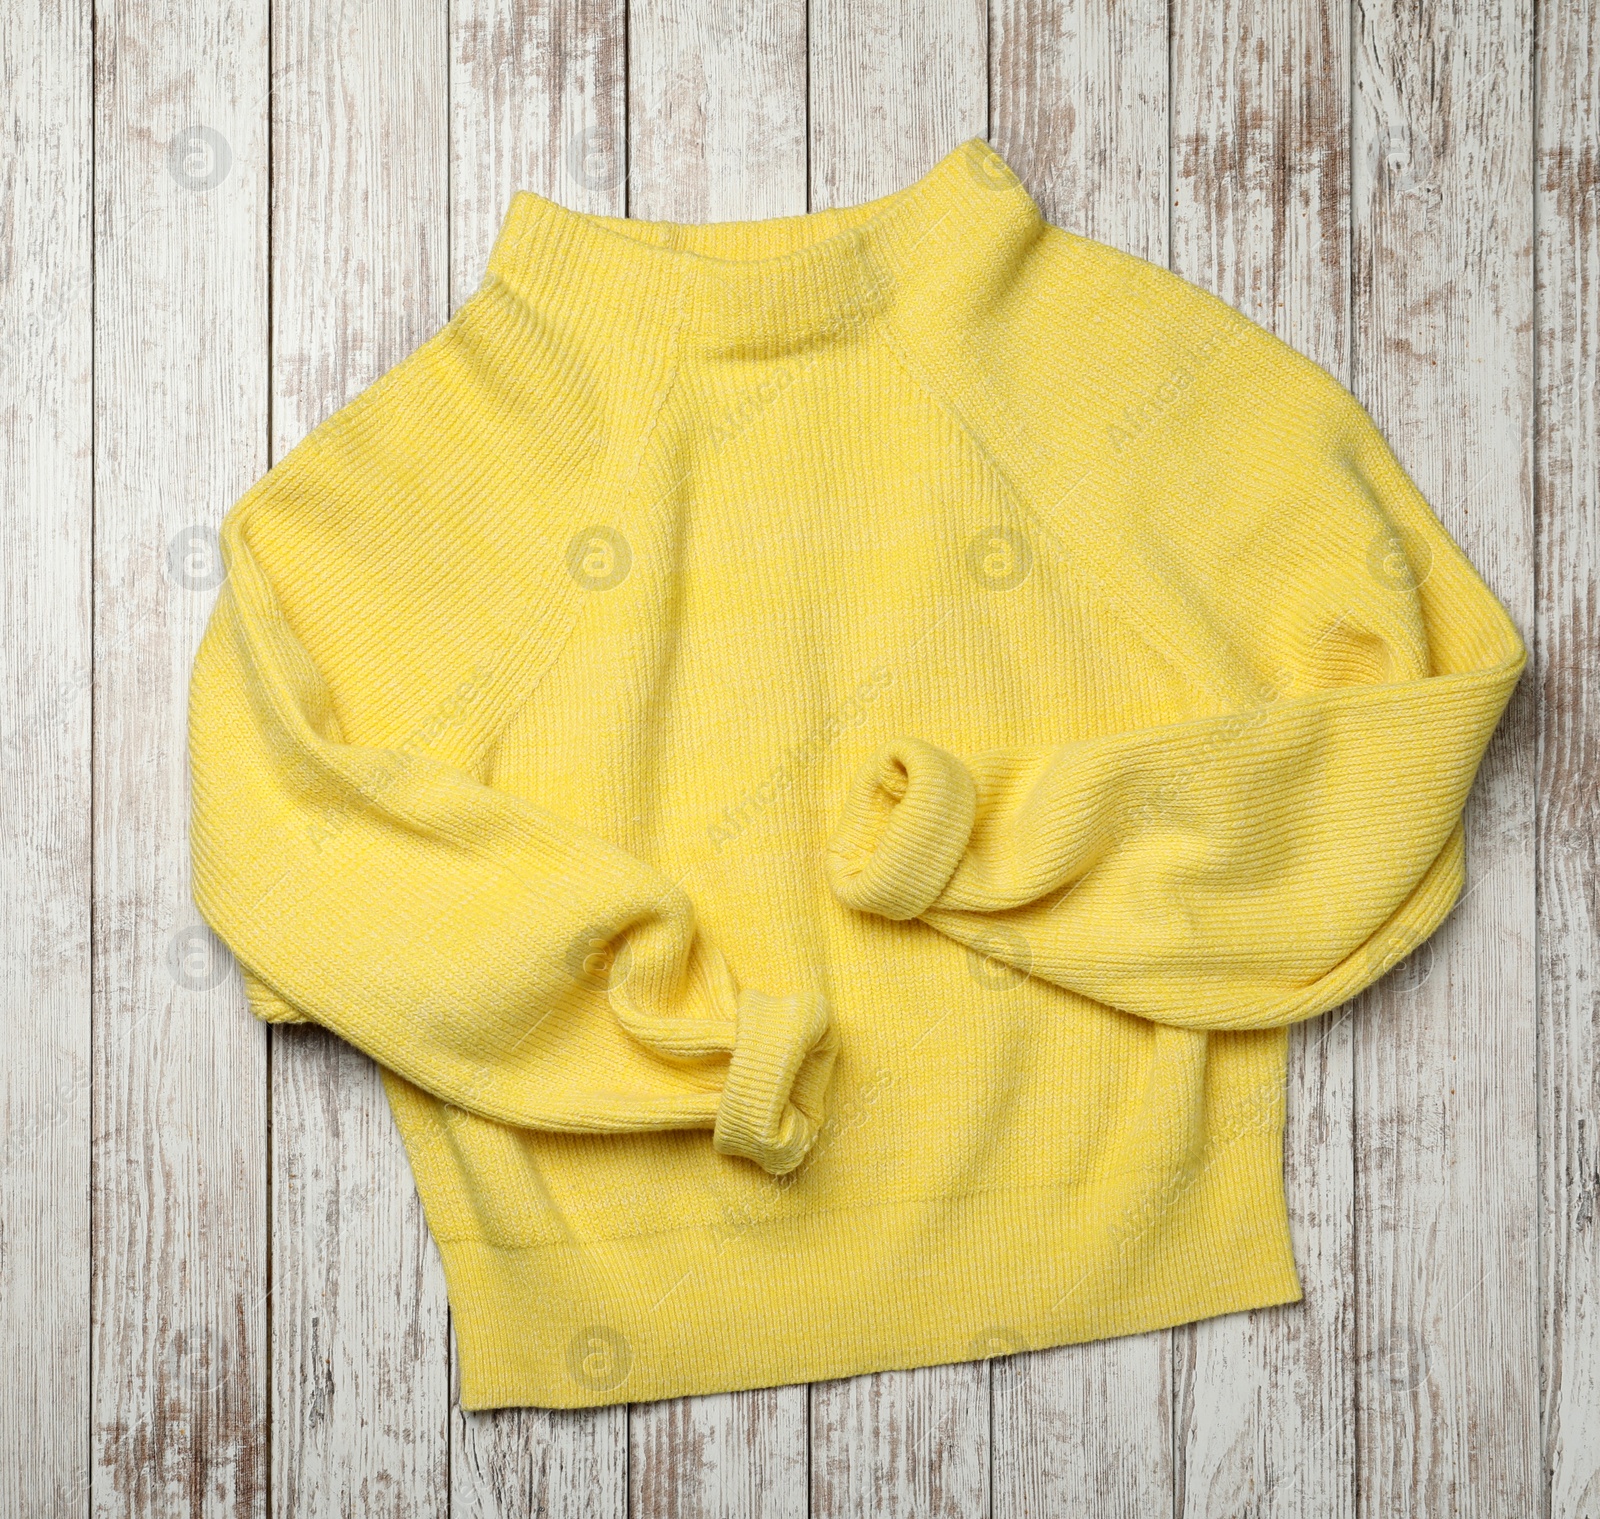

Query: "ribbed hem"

xmin=440 ymin=1124 xmax=1301 ymax=1410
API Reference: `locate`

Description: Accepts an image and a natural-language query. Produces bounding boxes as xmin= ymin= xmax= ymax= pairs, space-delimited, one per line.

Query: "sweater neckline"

xmin=484 ymin=137 xmax=1042 ymax=344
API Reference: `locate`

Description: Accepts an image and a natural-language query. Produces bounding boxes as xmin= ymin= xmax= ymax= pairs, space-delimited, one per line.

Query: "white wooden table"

xmin=4 ymin=2 xmax=1596 ymax=1514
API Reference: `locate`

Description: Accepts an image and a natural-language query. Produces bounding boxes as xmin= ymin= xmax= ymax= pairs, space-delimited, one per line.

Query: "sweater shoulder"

xmin=884 ymin=220 xmax=1450 ymax=706
xmin=894 ymin=215 xmax=1384 ymax=512
xmin=212 ymin=285 xmax=621 ymax=764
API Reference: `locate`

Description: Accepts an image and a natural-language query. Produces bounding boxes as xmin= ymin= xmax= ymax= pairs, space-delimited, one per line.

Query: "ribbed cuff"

xmin=713 ymin=988 xmax=838 ymax=1175
xmin=824 ymin=738 xmax=978 ymax=920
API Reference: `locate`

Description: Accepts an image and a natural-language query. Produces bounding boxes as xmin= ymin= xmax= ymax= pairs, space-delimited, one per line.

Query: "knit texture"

xmin=187 ymin=137 xmax=1525 ymax=1409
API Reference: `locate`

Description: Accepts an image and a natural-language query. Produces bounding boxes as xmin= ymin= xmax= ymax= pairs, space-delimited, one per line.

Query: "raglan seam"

xmin=475 ymin=266 xmax=698 ymax=778
xmin=863 ymin=306 xmax=1249 ymax=712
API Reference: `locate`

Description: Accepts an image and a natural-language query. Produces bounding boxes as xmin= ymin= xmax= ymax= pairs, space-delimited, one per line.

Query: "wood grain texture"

xmin=1536 ymin=4 xmax=1600 ymax=1517
xmin=90 ymin=1 xmax=271 ymax=1514
xmin=991 ymin=0 xmax=1169 ymax=260
xmin=266 ymin=3 xmax=452 ymax=1513
xmin=810 ymin=1369 xmax=988 ymax=1519
xmin=447 ymin=2 xmax=630 ymax=1513
xmin=629 ymin=0 xmax=807 ymax=223
xmin=1170 ymin=4 xmax=1356 ymax=1517
xmin=988 ymin=5 xmax=1176 ymax=1516
xmin=3 ymin=1 xmax=1577 ymax=1512
xmin=0 ymin=1 xmax=93 ymax=1514
xmin=624 ymin=9 xmax=811 ymax=1516
xmin=810 ymin=0 xmax=987 ymax=209
xmin=631 ymin=1389 xmax=807 ymax=1519
xmin=450 ymin=0 xmax=626 ymax=305
xmin=1351 ymin=2 xmax=1539 ymax=1515
xmin=807 ymin=5 xmax=989 ymax=1516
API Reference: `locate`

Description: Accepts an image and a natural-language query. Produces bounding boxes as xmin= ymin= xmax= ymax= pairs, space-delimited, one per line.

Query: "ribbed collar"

xmin=484 ymin=137 xmax=1043 ymax=346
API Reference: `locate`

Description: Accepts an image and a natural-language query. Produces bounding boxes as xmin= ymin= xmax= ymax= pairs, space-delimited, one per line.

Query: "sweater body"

xmin=188 ymin=139 xmax=1523 ymax=1407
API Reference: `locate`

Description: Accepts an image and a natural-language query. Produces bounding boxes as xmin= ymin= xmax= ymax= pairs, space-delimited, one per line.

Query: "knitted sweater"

xmin=187 ymin=137 xmax=1525 ymax=1410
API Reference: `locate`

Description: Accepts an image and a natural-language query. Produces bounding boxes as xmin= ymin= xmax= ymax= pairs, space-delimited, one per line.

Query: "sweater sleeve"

xmin=187 ymin=300 xmax=835 ymax=1176
xmin=826 ymin=261 xmax=1525 ymax=1032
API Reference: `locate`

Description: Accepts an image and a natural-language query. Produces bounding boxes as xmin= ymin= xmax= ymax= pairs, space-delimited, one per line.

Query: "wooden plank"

xmin=631 ymin=1389 xmax=808 ymax=1519
xmin=30 ymin=5 xmax=1559 ymax=1509
xmin=446 ymin=3 xmax=630 ymax=1514
xmin=624 ymin=6 xmax=811 ymax=1515
xmin=808 ymin=5 xmax=989 ymax=1516
xmin=987 ymin=4 xmax=1176 ymax=1517
xmin=1351 ymin=4 xmax=1539 ymax=1515
xmin=449 ymin=0 xmax=626 ymax=304
xmin=1168 ymin=4 xmax=1355 ymax=1517
xmin=810 ymin=0 xmax=987 ymax=206
xmin=991 ymin=0 xmax=1169 ymax=260
xmin=265 ymin=3 xmax=452 ymax=1513
xmin=0 ymin=0 xmax=94 ymax=1513
xmin=90 ymin=2 xmax=271 ymax=1514
xmin=1535 ymin=3 xmax=1600 ymax=1516
xmin=810 ymin=1369 xmax=989 ymax=1519
xmin=629 ymin=0 xmax=807 ymax=222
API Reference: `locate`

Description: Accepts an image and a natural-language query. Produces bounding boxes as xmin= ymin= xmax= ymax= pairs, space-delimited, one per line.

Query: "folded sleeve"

xmin=825 ymin=297 xmax=1525 ymax=1032
xmin=187 ymin=304 xmax=835 ymax=1175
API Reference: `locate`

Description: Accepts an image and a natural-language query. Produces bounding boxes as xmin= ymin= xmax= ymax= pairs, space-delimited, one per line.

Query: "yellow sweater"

xmin=188 ymin=137 xmax=1524 ymax=1409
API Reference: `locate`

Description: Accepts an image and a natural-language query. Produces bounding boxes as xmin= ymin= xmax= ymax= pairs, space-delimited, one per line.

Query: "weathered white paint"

xmin=2 ymin=2 xmax=1579 ymax=1514
xmin=89 ymin=2 xmax=271 ymax=1515
xmin=628 ymin=5 xmax=812 ymax=1516
xmin=989 ymin=5 xmax=1177 ymax=1517
xmin=1352 ymin=2 xmax=1540 ymax=1515
xmin=1537 ymin=4 xmax=1600 ymax=1518
xmin=448 ymin=3 xmax=631 ymax=1516
xmin=267 ymin=3 xmax=452 ymax=1513
xmin=1 ymin=1 xmax=94 ymax=1514
xmin=1171 ymin=4 xmax=1356 ymax=1517
xmin=806 ymin=5 xmax=991 ymax=1516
